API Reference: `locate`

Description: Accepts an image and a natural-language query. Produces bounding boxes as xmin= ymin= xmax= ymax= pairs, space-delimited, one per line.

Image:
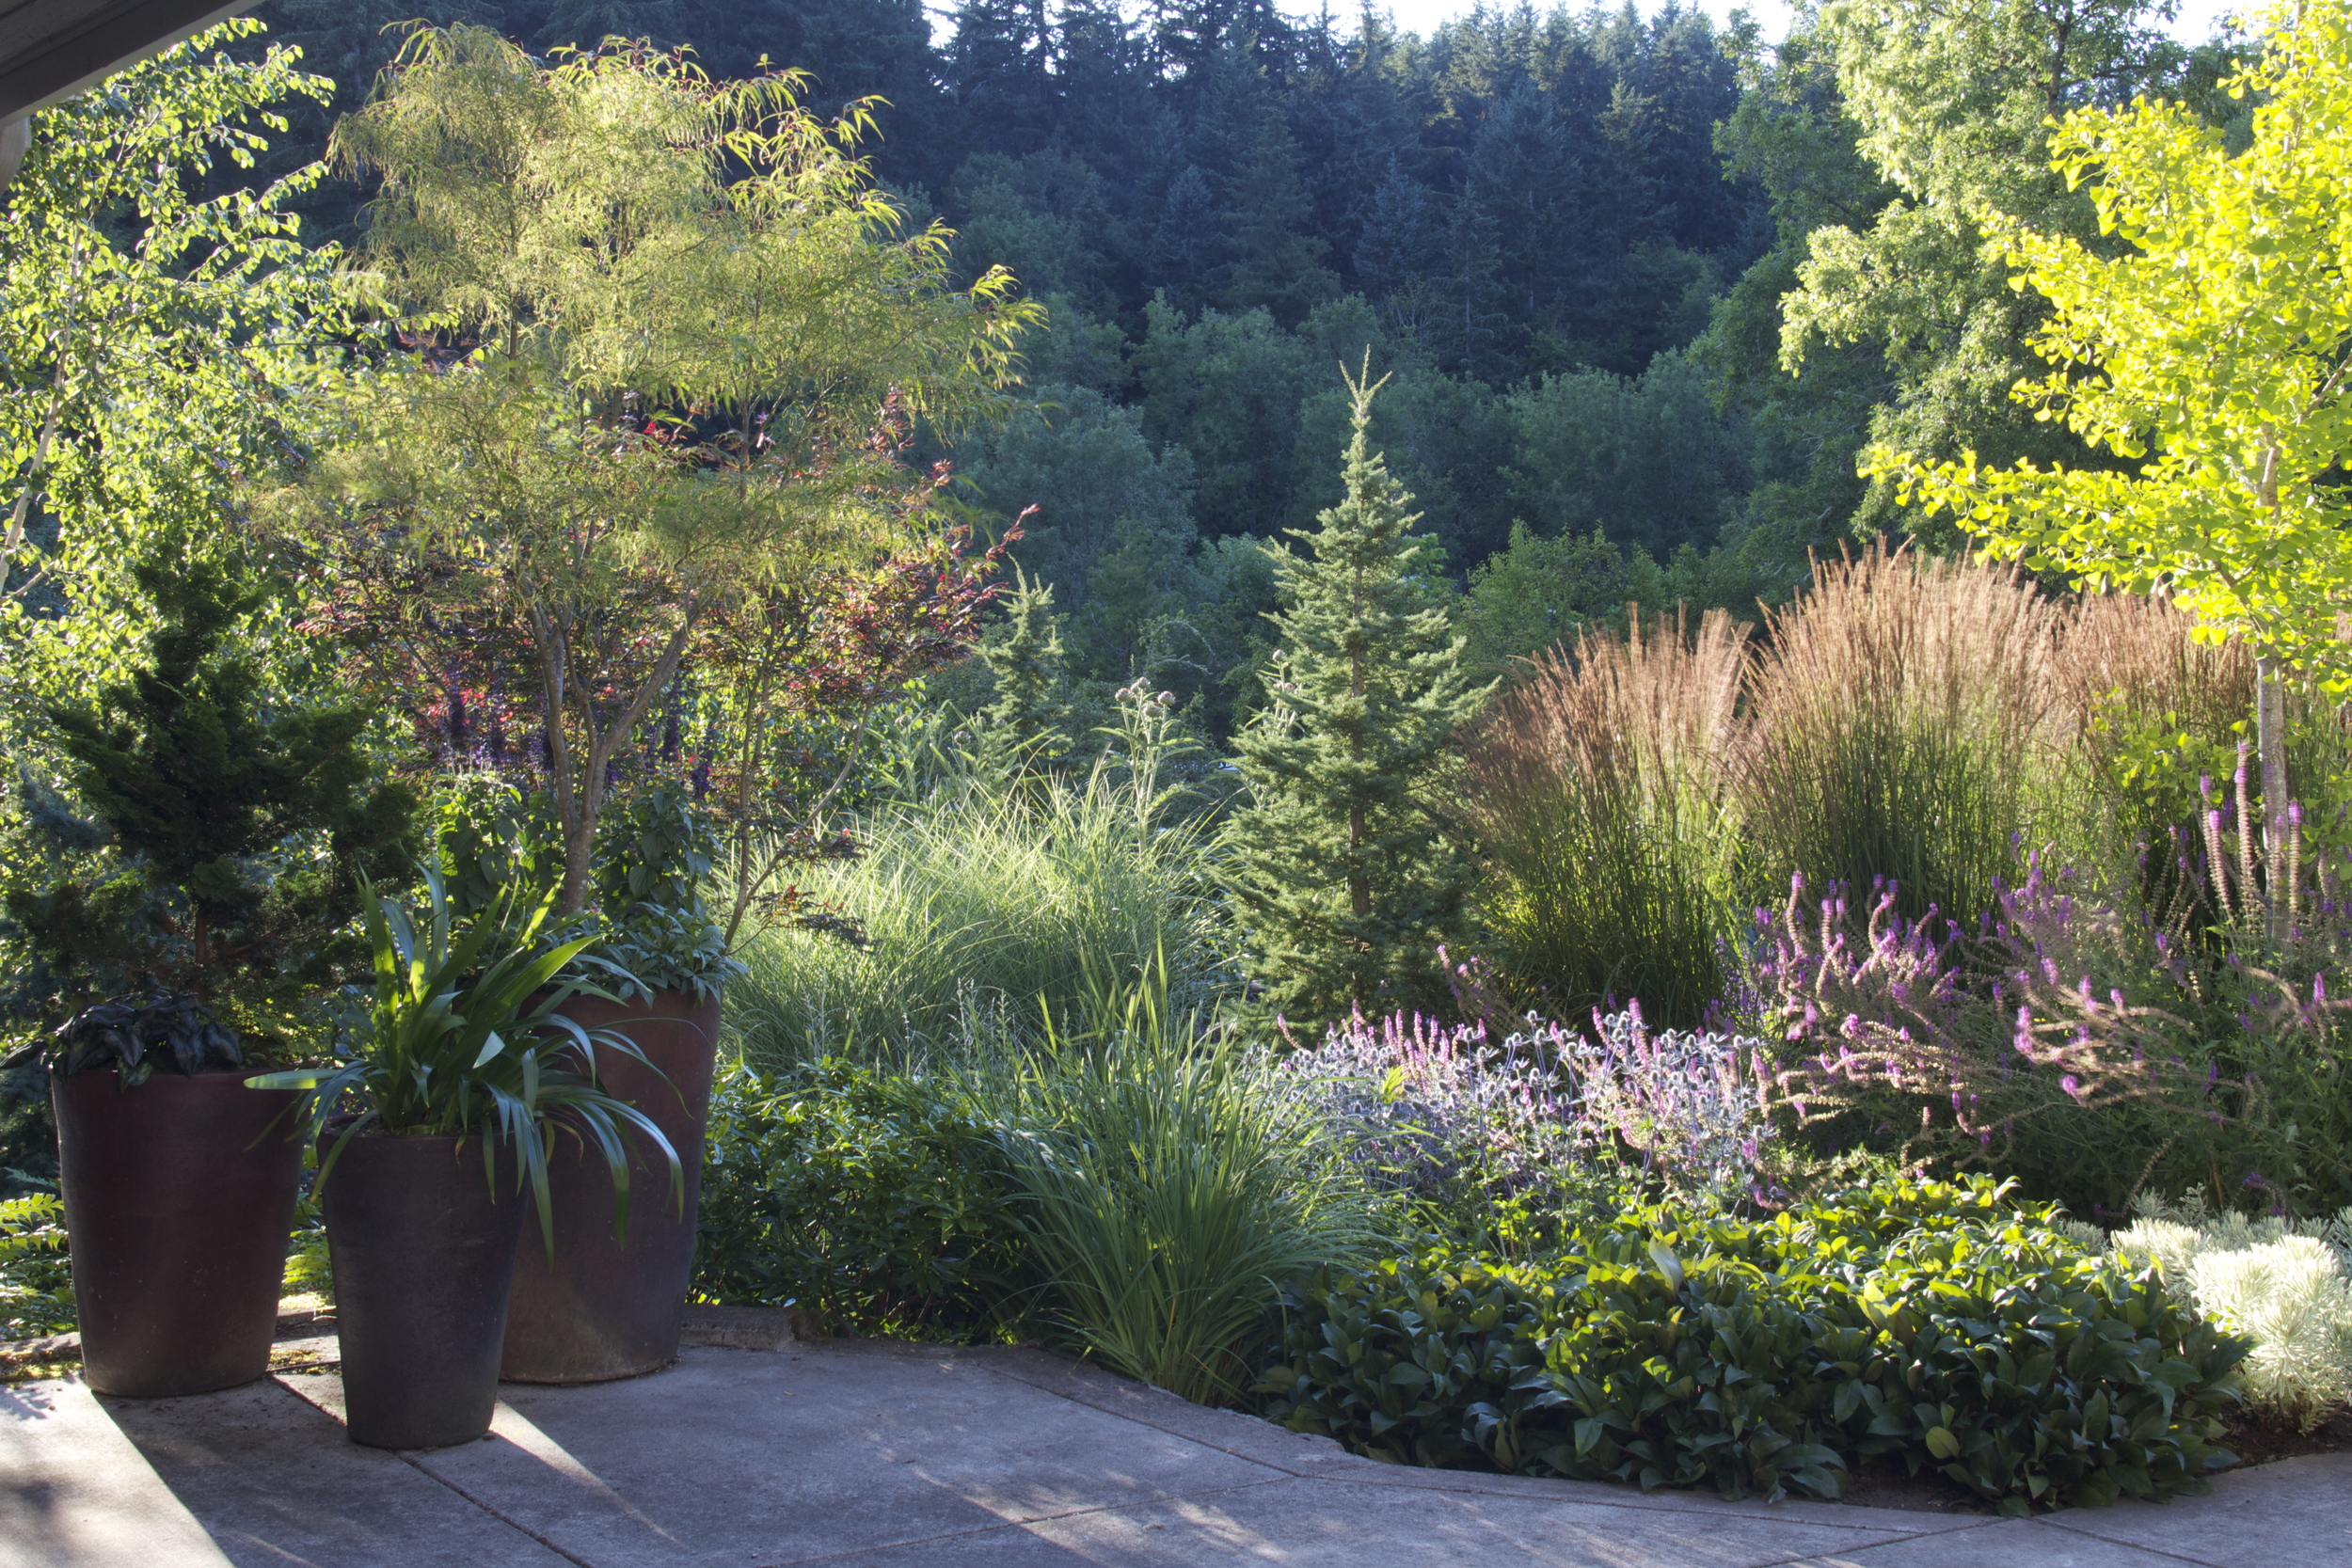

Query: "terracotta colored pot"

xmin=499 ymin=986 xmax=722 ymax=1384
xmin=52 ymin=1069 xmax=304 ymax=1398
xmin=322 ymin=1131 xmax=529 ymax=1449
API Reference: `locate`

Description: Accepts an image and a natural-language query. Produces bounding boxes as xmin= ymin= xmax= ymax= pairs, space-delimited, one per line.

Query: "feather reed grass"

xmin=1462 ymin=606 xmax=1745 ymax=1029
xmin=1735 ymin=543 xmax=2067 ymax=926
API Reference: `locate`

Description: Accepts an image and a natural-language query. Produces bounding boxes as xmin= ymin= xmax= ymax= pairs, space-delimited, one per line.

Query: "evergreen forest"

xmin=221 ymin=0 xmax=2244 ymax=734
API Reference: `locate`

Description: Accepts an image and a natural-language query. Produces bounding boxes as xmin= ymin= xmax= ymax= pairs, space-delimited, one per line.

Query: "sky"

xmin=1361 ymin=0 xmax=2245 ymax=45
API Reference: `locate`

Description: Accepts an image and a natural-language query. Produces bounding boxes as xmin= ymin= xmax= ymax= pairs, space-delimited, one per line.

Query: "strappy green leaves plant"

xmin=247 ymin=867 xmax=682 ymax=1259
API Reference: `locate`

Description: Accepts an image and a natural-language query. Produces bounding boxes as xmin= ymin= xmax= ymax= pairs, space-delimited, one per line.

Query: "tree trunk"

xmin=2255 ymin=655 xmax=2290 ymax=937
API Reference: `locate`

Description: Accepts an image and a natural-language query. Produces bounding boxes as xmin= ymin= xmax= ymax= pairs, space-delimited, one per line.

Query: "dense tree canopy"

xmin=36 ymin=0 xmax=2250 ymax=738
xmin=273 ymin=25 xmax=1040 ymax=913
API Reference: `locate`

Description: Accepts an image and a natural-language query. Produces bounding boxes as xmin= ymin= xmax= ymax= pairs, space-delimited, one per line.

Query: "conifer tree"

xmin=977 ymin=572 xmax=1073 ymax=781
xmin=1223 ymin=363 xmax=1492 ymax=1023
xmin=1220 ymin=111 xmax=1339 ymax=323
xmin=8 ymin=543 xmax=414 ymax=1032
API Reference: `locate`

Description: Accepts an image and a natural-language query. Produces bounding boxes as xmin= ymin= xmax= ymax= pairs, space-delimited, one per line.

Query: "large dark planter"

xmin=53 ymin=1069 xmax=304 ymax=1398
xmin=500 ymin=987 xmax=722 ymax=1384
xmin=323 ymin=1132 xmax=529 ymax=1449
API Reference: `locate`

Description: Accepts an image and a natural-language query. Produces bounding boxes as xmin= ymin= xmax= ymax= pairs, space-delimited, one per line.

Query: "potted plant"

xmin=30 ymin=994 xmax=303 ymax=1396
xmin=498 ymin=785 xmax=743 ymax=1384
xmin=252 ymin=870 xmax=681 ymax=1449
xmin=266 ymin=27 xmax=1029 ymax=1386
xmin=1 ymin=547 xmax=411 ymax=1398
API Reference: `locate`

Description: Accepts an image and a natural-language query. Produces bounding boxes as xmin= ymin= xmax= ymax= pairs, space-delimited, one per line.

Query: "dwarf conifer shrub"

xmin=1222 ymin=365 xmax=1492 ymax=1023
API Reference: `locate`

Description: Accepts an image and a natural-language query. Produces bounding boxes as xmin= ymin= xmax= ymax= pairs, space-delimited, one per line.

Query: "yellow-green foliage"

xmin=725 ymin=765 xmax=1224 ymax=1066
xmin=0 ymin=1194 xmax=72 ymax=1340
xmin=1260 ymin=1178 xmax=2246 ymax=1513
xmin=2109 ymin=1205 xmax=2352 ymax=1432
xmin=281 ymin=1197 xmax=332 ymax=1303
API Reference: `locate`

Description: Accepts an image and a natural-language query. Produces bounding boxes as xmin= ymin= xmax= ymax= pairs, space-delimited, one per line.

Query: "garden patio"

xmin=11 ymin=8 xmax=2352 ymax=1563
xmin=8 ymin=1332 xmax=2346 ymax=1568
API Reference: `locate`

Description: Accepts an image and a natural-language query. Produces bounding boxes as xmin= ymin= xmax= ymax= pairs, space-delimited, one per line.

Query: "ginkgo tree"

xmin=1876 ymin=0 xmax=2352 ymax=894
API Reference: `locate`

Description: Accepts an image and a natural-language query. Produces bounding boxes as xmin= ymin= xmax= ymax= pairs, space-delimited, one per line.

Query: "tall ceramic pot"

xmin=53 ymin=1069 xmax=305 ymax=1398
xmin=323 ymin=1132 xmax=529 ymax=1449
xmin=500 ymin=987 xmax=722 ymax=1384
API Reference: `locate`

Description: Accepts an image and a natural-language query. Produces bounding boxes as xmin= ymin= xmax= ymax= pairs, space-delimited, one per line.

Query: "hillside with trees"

xmin=208 ymin=0 xmax=2233 ymax=735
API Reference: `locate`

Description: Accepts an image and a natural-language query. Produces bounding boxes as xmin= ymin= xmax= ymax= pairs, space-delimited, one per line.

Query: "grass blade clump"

xmin=1737 ymin=542 xmax=2065 ymax=927
xmin=969 ymin=969 xmax=1376 ymax=1405
xmin=1463 ymin=607 xmax=1744 ymax=1028
xmin=2055 ymin=593 xmax=2253 ymax=927
xmin=725 ymin=760 xmax=1225 ymax=1069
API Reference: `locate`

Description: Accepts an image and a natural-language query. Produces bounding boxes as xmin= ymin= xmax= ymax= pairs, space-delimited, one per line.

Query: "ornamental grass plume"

xmin=1462 ymin=606 xmax=1744 ymax=1030
xmin=723 ymin=756 xmax=1225 ymax=1069
xmin=1734 ymin=541 xmax=2068 ymax=928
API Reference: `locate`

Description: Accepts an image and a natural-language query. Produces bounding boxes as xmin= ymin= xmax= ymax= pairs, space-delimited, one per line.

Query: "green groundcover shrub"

xmin=1254 ymin=1177 xmax=2247 ymax=1513
xmin=693 ymin=1060 xmax=1030 ymax=1340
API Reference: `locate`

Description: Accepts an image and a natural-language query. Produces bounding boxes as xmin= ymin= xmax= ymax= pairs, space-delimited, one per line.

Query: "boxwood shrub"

xmin=1253 ymin=1177 xmax=2248 ymax=1513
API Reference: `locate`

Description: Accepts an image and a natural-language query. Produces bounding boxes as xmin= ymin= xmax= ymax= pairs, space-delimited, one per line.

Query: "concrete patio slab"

xmin=1780 ymin=1519 xmax=2212 ymax=1567
xmin=408 ymin=1340 xmax=1294 ymax=1565
xmin=0 ymin=1378 xmax=227 ymax=1568
xmin=850 ymin=1476 xmax=1925 ymax=1566
xmin=5 ymin=1338 xmax=2341 ymax=1567
xmin=103 ymin=1376 xmax=572 ymax=1568
xmin=2039 ymin=1449 xmax=2352 ymax=1568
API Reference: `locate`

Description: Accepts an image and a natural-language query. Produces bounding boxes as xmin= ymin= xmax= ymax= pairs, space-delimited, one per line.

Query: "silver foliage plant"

xmin=1275 ymin=999 xmax=1775 ymax=1210
xmin=2096 ymin=1197 xmax=2352 ymax=1433
xmin=1581 ymin=1004 xmax=1779 ymax=1198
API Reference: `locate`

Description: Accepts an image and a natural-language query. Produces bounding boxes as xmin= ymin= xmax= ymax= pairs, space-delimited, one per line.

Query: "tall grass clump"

xmin=725 ymin=760 xmax=1226 ymax=1068
xmin=2057 ymin=593 xmax=2254 ymax=925
xmin=967 ymin=969 xmax=1377 ymax=1404
xmin=1463 ymin=607 xmax=1745 ymax=1028
xmin=1736 ymin=543 xmax=2069 ymax=927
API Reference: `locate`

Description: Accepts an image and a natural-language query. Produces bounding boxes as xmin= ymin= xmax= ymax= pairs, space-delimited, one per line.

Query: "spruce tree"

xmin=977 ymin=571 xmax=1073 ymax=782
xmin=1223 ymin=363 xmax=1492 ymax=1023
xmin=1220 ymin=111 xmax=1340 ymax=324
